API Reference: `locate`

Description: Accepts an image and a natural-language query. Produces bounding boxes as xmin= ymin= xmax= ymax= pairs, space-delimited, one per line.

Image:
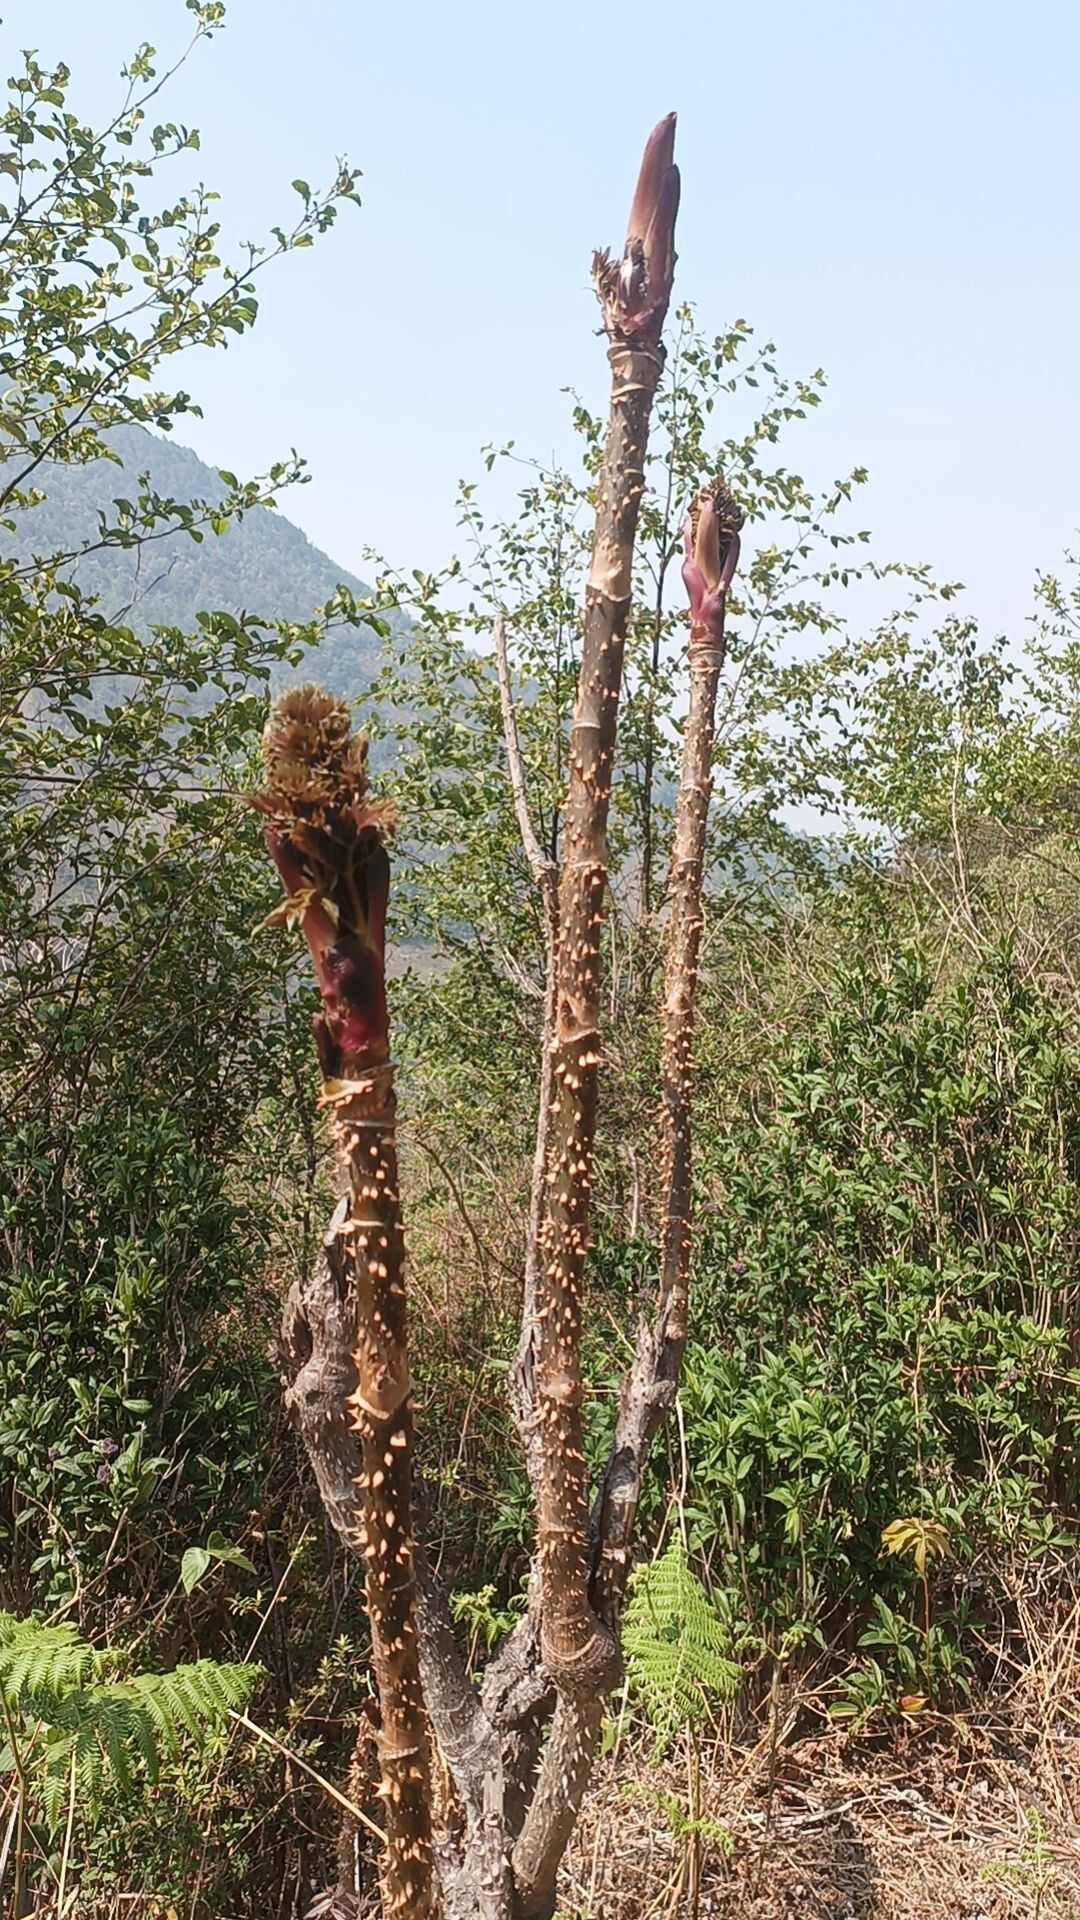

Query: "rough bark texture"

xmin=255 ymin=692 xmax=434 ymax=1920
xmin=535 ymin=109 xmax=680 ymax=1704
xmin=535 ymin=343 xmax=662 ymax=1698
xmin=280 ymin=1176 xmax=545 ymax=1918
xmin=519 ymin=482 xmax=743 ymax=1918
xmin=334 ymin=1065 xmax=432 ymax=1919
xmin=271 ymin=119 xmax=704 ymax=1920
xmin=510 ymin=1693 xmax=605 ymax=1918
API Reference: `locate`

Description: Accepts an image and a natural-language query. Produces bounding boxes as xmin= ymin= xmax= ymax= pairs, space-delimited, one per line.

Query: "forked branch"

xmin=269 ymin=120 xmax=728 ymax=1920
xmin=531 ymin=112 xmax=680 ymax=1708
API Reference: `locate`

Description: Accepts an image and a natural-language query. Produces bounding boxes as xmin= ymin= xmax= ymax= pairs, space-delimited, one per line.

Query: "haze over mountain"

xmin=7 ymin=424 xmax=387 ymax=700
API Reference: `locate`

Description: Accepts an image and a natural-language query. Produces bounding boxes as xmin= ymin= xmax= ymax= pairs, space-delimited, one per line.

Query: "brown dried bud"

xmin=253 ymin=686 xmax=396 ymax=1064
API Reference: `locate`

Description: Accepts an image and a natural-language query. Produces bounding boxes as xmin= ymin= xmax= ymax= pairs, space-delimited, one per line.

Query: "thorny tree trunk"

xmin=279 ymin=1198 xmax=545 ymax=1920
xmin=655 ymin=482 xmax=743 ymax=1405
xmin=529 ymin=113 xmax=680 ymax=1709
xmin=254 ymin=693 xmax=434 ymax=1920
xmin=595 ymin=478 xmax=743 ymax=1616
xmin=515 ymin=483 xmax=743 ymax=1914
xmin=270 ymin=118 xmax=744 ymax=1920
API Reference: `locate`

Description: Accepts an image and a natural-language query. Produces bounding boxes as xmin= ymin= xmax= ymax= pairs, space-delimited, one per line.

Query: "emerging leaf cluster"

xmin=881 ymin=1516 xmax=950 ymax=1577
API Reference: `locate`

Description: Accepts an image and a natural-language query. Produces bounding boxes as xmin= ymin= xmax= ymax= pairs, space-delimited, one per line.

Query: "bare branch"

xmin=595 ymin=478 xmax=743 ymax=1620
xmin=511 ymin=114 xmax=681 ymax=1920
xmin=533 ymin=113 xmax=679 ymax=1705
xmin=512 ymin=1695 xmax=605 ymax=1918
xmin=257 ymin=692 xmax=434 ymax=1919
xmin=495 ymin=611 xmax=561 ymax=1504
xmin=493 ymin=613 xmax=558 ymax=900
xmin=280 ymin=1169 xmax=514 ymax=1906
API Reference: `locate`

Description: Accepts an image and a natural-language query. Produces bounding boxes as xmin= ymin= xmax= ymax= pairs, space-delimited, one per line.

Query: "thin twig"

xmin=56 ymin=1748 xmax=77 ymax=1913
xmin=496 ymin=611 xmax=561 ymax=1498
xmin=228 ymin=1711 xmax=386 ymax=1843
xmin=493 ymin=613 xmax=560 ymax=898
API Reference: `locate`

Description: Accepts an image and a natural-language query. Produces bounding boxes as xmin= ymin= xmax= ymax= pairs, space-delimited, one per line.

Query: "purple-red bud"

xmin=681 ymin=479 xmax=744 ymax=646
xmin=596 ymin=114 xmax=680 ymax=347
xmin=264 ymin=824 xmax=390 ymax=1063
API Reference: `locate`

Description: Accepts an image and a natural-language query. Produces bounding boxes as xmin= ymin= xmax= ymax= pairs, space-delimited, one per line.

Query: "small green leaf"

xmin=181 ymin=1547 xmax=212 ymax=1594
xmin=206 ymin=1530 xmax=255 ymax=1575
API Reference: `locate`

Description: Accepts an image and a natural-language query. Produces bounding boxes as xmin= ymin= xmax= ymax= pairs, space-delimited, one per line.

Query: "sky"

xmin=18 ymin=0 xmax=1080 ymax=644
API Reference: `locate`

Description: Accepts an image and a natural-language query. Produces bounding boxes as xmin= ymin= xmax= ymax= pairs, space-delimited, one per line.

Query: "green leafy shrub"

xmin=682 ymin=933 xmax=1080 ymax=1669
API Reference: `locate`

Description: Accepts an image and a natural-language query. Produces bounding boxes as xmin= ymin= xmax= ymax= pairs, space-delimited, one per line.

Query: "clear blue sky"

xmin=21 ymin=0 xmax=1080 ymax=640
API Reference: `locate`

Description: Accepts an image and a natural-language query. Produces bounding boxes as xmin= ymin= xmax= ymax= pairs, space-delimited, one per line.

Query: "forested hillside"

xmin=5 ymin=421 xmax=386 ymax=698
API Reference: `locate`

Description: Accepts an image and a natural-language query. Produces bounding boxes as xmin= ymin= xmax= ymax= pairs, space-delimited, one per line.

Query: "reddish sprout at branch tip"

xmin=595 ymin=113 xmax=680 ymax=348
xmin=681 ymin=477 xmax=744 ymax=647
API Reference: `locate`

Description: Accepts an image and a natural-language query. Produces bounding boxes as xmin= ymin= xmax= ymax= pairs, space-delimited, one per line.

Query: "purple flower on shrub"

xmin=96 ymin=1462 xmax=112 ymax=1484
xmin=98 ymin=1438 xmax=119 ymax=1458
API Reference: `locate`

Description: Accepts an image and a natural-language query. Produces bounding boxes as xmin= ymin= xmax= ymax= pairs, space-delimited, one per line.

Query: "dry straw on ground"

xmin=565 ymin=1718 xmax=1080 ymax=1920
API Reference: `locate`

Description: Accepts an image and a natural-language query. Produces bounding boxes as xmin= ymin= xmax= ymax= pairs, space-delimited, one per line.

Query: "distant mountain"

xmin=5 ymin=424 xmax=387 ymax=701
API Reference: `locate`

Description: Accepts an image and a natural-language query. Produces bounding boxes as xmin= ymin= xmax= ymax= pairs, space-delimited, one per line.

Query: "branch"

xmin=511 ymin=113 xmax=680 ymax=1920
xmin=495 ymin=612 xmax=560 ymax=1504
xmin=511 ymin=1695 xmax=605 ymax=1919
xmin=256 ymin=692 xmax=434 ymax=1919
xmin=493 ymin=613 xmax=559 ymax=899
xmin=533 ymin=112 xmax=679 ymax=1705
xmin=279 ymin=1148 xmax=512 ymax=1898
xmin=594 ymin=478 xmax=743 ymax=1619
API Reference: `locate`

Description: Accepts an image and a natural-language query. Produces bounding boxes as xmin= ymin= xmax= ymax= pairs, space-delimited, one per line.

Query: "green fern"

xmin=623 ymin=1544 xmax=740 ymax=1756
xmin=0 ymin=1615 xmax=99 ymax=1702
xmin=0 ymin=1611 xmax=259 ymax=1829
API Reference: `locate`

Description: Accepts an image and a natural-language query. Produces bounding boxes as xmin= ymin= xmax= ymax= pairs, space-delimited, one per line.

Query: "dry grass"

xmin=565 ymin=1718 xmax=1080 ymax=1920
xmin=17 ymin=1566 xmax=1080 ymax=1917
xmin=557 ymin=1554 xmax=1080 ymax=1919
xmin=24 ymin=1713 xmax=1080 ymax=1919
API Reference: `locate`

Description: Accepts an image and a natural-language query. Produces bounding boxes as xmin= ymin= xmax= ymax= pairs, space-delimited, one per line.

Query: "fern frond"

xmin=94 ymin=1694 xmax=135 ymax=1797
xmin=0 ymin=1614 xmax=99 ymax=1705
xmin=125 ymin=1673 xmax=183 ymax=1768
xmin=624 ymin=1544 xmax=740 ymax=1756
xmin=123 ymin=1693 xmax=162 ymax=1784
xmin=39 ymin=1736 xmax=74 ymax=1830
xmin=0 ymin=1614 xmax=259 ymax=1832
xmin=74 ymin=1718 xmax=105 ymax=1819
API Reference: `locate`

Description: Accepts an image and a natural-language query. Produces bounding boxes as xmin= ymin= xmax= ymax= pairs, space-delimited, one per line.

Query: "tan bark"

xmin=266 ymin=119 xmax=709 ymax=1920
xmin=535 ymin=108 xmax=680 ymax=1698
xmin=595 ymin=477 xmax=743 ymax=1618
xmin=495 ymin=611 xmax=560 ymax=1506
xmin=516 ymin=481 xmax=743 ymax=1920
xmin=279 ymin=1204 xmax=524 ymax=1917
